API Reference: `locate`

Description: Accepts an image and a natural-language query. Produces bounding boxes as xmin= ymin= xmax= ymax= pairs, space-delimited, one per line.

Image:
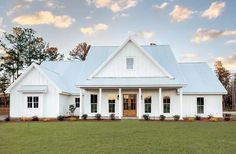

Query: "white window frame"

xmin=126 ymin=57 xmax=134 ymax=70
xmin=144 ymin=96 xmax=152 ymax=113
xmin=163 ymin=96 xmax=170 ymax=113
xmin=75 ymin=97 xmax=80 ymax=108
xmin=27 ymin=96 xmax=39 ymax=109
xmin=91 ymin=94 xmax=98 ymax=113
xmin=197 ymin=97 xmax=204 ymax=114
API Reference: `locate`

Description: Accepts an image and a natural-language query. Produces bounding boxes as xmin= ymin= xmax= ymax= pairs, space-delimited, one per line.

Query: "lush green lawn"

xmin=0 ymin=120 xmax=236 ymax=154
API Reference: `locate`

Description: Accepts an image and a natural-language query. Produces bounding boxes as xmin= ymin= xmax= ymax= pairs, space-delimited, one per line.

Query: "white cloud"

xmin=85 ymin=16 xmax=92 ymax=20
xmin=152 ymin=2 xmax=168 ymax=10
xmin=132 ymin=31 xmax=155 ymax=39
xmin=215 ymin=52 xmax=236 ymax=71
xmin=7 ymin=4 xmax=30 ymax=16
xmin=80 ymin=23 xmax=109 ymax=35
xmin=0 ymin=17 xmax=5 ymax=33
xmin=169 ymin=5 xmax=193 ymax=22
xmin=12 ymin=11 xmax=75 ymax=28
xmin=112 ymin=13 xmax=129 ymax=20
xmin=225 ymin=40 xmax=236 ymax=45
xmin=88 ymin=0 xmax=138 ymax=13
xmin=192 ymin=28 xmax=236 ymax=43
xmin=201 ymin=1 xmax=225 ymax=19
xmin=46 ymin=0 xmax=64 ymax=9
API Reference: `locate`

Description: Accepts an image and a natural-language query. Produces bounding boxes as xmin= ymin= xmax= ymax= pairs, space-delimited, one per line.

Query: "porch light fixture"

xmin=117 ymin=95 xmax=119 ymax=100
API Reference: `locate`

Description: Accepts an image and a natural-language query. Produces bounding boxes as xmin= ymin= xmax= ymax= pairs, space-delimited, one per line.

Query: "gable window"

xmin=75 ymin=98 xmax=80 ymax=108
xmin=91 ymin=94 xmax=97 ymax=113
xmin=144 ymin=96 xmax=152 ymax=113
xmin=27 ymin=96 xmax=39 ymax=108
xmin=163 ymin=96 xmax=170 ymax=113
xmin=126 ymin=58 xmax=134 ymax=69
xmin=197 ymin=97 xmax=204 ymax=114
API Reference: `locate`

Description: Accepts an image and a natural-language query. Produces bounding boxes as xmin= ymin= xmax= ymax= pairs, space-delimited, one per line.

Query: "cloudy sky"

xmin=0 ymin=0 xmax=236 ymax=71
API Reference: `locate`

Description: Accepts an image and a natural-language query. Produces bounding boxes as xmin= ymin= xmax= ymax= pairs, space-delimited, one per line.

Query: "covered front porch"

xmin=79 ymin=87 xmax=184 ymax=120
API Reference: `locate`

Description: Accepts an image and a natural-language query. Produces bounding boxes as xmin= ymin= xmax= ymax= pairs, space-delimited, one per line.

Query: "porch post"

xmin=99 ymin=88 xmax=102 ymax=114
xmin=138 ymin=88 xmax=142 ymax=119
xmin=159 ymin=88 xmax=162 ymax=116
xmin=118 ymin=88 xmax=122 ymax=119
xmin=79 ymin=88 xmax=83 ymax=119
xmin=179 ymin=88 xmax=183 ymax=120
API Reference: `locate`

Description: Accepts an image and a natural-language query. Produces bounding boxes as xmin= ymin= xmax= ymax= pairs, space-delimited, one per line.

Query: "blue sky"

xmin=0 ymin=0 xmax=236 ymax=71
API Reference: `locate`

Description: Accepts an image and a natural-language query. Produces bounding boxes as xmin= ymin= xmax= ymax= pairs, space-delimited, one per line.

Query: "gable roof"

xmin=89 ymin=38 xmax=173 ymax=79
xmin=6 ymin=63 xmax=62 ymax=93
xmin=179 ymin=62 xmax=227 ymax=94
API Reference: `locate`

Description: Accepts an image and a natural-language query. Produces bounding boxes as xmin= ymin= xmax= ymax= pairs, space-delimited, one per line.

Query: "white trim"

xmin=138 ymin=88 xmax=142 ymax=119
xmin=181 ymin=92 xmax=227 ymax=95
xmin=88 ymin=38 xmax=173 ymax=79
xmin=159 ymin=88 xmax=162 ymax=116
xmin=77 ymin=84 xmax=186 ymax=88
xmin=179 ymin=88 xmax=183 ymax=120
xmin=118 ymin=88 xmax=122 ymax=119
xmin=6 ymin=63 xmax=62 ymax=93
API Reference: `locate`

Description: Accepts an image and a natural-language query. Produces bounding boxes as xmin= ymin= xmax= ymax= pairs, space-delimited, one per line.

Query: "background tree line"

xmin=0 ymin=27 xmax=90 ymax=107
xmin=215 ymin=61 xmax=236 ymax=111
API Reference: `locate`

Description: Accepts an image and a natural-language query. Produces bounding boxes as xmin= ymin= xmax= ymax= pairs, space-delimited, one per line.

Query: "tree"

xmin=214 ymin=60 xmax=232 ymax=110
xmin=0 ymin=73 xmax=10 ymax=107
xmin=0 ymin=27 xmax=64 ymax=82
xmin=69 ymin=42 xmax=91 ymax=61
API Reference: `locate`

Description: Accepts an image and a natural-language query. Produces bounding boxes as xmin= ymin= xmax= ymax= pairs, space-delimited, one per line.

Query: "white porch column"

xmin=79 ymin=88 xmax=83 ymax=119
xmin=179 ymin=88 xmax=183 ymax=120
xmin=98 ymin=88 xmax=102 ymax=114
xmin=138 ymin=88 xmax=142 ymax=119
xmin=118 ymin=88 xmax=122 ymax=119
xmin=159 ymin=88 xmax=162 ymax=116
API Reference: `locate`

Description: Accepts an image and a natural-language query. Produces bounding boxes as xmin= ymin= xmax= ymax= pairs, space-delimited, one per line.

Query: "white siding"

xmin=95 ymin=41 xmax=167 ymax=78
xmin=10 ymin=68 xmax=59 ymax=118
xmin=183 ymin=95 xmax=223 ymax=118
xmin=59 ymin=95 xmax=80 ymax=116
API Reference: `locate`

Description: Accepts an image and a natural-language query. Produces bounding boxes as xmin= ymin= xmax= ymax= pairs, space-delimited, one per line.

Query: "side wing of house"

xmin=7 ymin=64 xmax=61 ymax=118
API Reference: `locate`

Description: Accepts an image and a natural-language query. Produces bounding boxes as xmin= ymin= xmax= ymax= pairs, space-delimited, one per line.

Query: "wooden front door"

xmin=123 ymin=94 xmax=137 ymax=117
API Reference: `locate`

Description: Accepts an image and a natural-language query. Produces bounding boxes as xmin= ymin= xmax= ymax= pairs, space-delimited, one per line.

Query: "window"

xmin=126 ymin=58 xmax=134 ymax=69
xmin=75 ymin=98 xmax=80 ymax=108
xmin=144 ymin=96 xmax=151 ymax=113
xmin=27 ymin=97 xmax=32 ymax=108
xmin=197 ymin=97 xmax=204 ymax=114
xmin=108 ymin=99 xmax=115 ymax=113
xmin=91 ymin=94 xmax=97 ymax=113
xmin=27 ymin=96 xmax=39 ymax=108
xmin=163 ymin=96 xmax=170 ymax=113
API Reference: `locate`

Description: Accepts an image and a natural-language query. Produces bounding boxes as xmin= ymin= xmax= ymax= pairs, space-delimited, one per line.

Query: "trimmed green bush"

xmin=32 ymin=116 xmax=39 ymax=121
xmin=173 ymin=115 xmax=180 ymax=121
xmin=160 ymin=115 xmax=166 ymax=121
xmin=57 ymin=115 xmax=64 ymax=121
xmin=95 ymin=113 xmax=101 ymax=120
xmin=195 ymin=115 xmax=201 ymax=120
xmin=82 ymin=114 xmax=88 ymax=120
xmin=110 ymin=114 xmax=115 ymax=120
xmin=143 ymin=114 xmax=150 ymax=120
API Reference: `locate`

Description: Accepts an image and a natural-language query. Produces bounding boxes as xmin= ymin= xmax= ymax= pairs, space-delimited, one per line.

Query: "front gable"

xmin=90 ymin=39 xmax=172 ymax=78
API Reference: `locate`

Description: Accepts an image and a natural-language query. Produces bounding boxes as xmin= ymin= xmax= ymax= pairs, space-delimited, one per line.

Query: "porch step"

xmin=122 ymin=117 xmax=139 ymax=120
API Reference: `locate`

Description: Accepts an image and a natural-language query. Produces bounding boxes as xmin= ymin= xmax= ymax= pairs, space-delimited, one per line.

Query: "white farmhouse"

xmin=6 ymin=38 xmax=227 ymax=119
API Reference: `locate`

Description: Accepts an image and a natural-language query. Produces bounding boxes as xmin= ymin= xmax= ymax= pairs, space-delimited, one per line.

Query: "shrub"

xmin=4 ymin=116 xmax=10 ymax=122
xmin=173 ymin=115 xmax=180 ymax=121
xmin=82 ymin=114 xmax=88 ymax=120
xmin=143 ymin=114 xmax=150 ymax=120
xmin=57 ymin=115 xmax=64 ymax=121
xmin=160 ymin=115 xmax=166 ymax=121
xmin=32 ymin=116 xmax=39 ymax=121
xmin=207 ymin=114 xmax=213 ymax=119
xmin=195 ymin=115 xmax=201 ymax=120
xmin=69 ymin=105 xmax=76 ymax=116
xmin=224 ymin=114 xmax=231 ymax=121
xmin=95 ymin=113 xmax=101 ymax=120
xmin=110 ymin=114 xmax=116 ymax=120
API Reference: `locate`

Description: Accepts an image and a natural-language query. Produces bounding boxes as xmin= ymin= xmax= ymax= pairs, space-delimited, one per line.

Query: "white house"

xmin=6 ymin=38 xmax=227 ymax=119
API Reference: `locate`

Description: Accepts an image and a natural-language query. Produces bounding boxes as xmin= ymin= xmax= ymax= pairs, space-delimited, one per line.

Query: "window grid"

xmin=144 ymin=96 xmax=151 ymax=113
xmin=108 ymin=99 xmax=115 ymax=113
xmin=197 ymin=97 xmax=204 ymax=114
xmin=163 ymin=96 xmax=170 ymax=113
xmin=126 ymin=58 xmax=134 ymax=69
xmin=75 ymin=98 xmax=80 ymax=108
xmin=91 ymin=94 xmax=97 ymax=113
xmin=27 ymin=96 xmax=39 ymax=108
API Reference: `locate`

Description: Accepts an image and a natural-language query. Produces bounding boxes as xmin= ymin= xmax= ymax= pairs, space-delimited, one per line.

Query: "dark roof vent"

xmin=150 ymin=43 xmax=157 ymax=46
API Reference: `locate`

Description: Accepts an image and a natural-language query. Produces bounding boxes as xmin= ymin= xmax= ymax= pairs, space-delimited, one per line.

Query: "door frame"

xmin=123 ymin=94 xmax=137 ymax=117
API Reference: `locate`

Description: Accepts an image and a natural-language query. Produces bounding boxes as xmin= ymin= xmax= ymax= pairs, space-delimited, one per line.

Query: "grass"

xmin=0 ymin=120 xmax=236 ymax=154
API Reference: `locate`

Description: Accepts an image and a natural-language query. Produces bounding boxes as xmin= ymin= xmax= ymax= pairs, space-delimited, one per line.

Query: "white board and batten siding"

xmin=95 ymin=41 xmax=167 ymax=78
xmin=10 ymin=68 xmax=59 ymax=118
